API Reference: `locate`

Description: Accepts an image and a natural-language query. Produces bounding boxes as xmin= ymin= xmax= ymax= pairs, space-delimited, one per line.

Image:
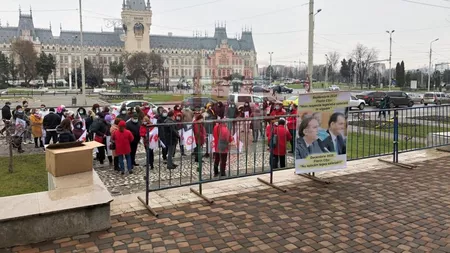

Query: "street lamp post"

xmin=428 ymin=38 xmax=439 ymax=92
xmin=268 ymin=52 xmax=273 ymax=84
xmin=79 ymin=0 xmax=86 ymax=105
xmin=386 ymin=30 xmax=395 ymax=91
xmin=307 ymin=1 xmax=321 ymax=92
xmin=324 ymin=54 xmax=329 ymax=84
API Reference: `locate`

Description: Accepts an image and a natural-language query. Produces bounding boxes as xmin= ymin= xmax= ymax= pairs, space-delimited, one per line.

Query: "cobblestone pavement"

xmin=4 ymin=156 xmax=450 ymax=253
xmin=96 ymin=143 xmax=294 ymax=196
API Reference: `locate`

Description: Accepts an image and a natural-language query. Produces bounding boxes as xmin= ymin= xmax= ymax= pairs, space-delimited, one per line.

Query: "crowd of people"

xmin=1 ymin=98 xmax=348 ymax=176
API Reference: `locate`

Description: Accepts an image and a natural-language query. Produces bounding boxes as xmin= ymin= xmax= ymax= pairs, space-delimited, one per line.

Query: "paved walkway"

xmin=4 ymin=153 xmax=450 ymax=253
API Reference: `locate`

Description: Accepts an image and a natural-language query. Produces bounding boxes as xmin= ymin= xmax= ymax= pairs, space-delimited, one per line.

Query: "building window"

xmin=181 ymin=69 xmax=184 ymax=76
xmin=64 ymin=68 xmax=68 ymax=75
xmin=227 ymin=69 xmax=230 ymax=76
xmin=60 ymin=68 xmax=64 ymax=76
xmin=60 ymin=55 xmax=64 ymax=63
xmin=209 ymin=69 xmax=212 ymax=76
xmin=189 ymin=69 xmax=192 ymax=76
xmin=172 ymin=69 xmax=175 ymax=76
xmin=176 ymin=59 xmax=178 ymax=65
xmin=176 ymin=69 xmax=179 ymax=76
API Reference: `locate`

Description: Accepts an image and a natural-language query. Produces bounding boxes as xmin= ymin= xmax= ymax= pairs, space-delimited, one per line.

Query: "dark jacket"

xmin=126 ymin=120 xmax=141 ymax=145
xmin=1 ymin=105 xmax=11 ymax=121
xmin=43 ymin=113 xmax=61 ymax=130
xmin=204 ymin=109 xmax=217 ymax=134
xmin=163 ymin=117 xmax=180 ymax=146
xmin=77 ymin=107 xmax=88 ymax=119
xmin=157 ymin=115 xmax=167 ymax=143
xmin=89 ymin=118 xmax=107 ymax=137
xmin=56 ymin=126 xmax=76 ymax=143
xmin=322 ymin=131 xmax=346 ymax=155
xmin=226 ymin=104 xmax=238 ymax=119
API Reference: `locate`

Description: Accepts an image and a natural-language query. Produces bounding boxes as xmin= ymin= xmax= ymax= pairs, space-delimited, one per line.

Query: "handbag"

xmin=109 ymin=141 xmax=116 ymax=150
xmin=94 ymin=134 xmax=104 ymax=143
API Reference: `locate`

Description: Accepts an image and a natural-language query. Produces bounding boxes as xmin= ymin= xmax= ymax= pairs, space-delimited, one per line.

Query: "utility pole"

xmin=324 ymin=54 xmax=329 ymax=84
xmin=428 ymin=38 xmax=439 ymax=92
xmin=308 ymin=1 xmax=321 ymax=93
xmin=268 ymin=52 xmax=273 ymax=84
xmin=79 ymin=0 xmax=86 ymax=105
xmin=386 ymin=30 xmax=395 ymax=91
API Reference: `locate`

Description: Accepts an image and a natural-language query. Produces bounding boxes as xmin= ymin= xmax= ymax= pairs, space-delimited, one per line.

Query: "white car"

xmin=110 ymin=100 xmax=156 ymax=111
xmin=328 ymin=85 xmax=340 ymax=91
xmin=349 ymin=95 xmax=365 ymax=110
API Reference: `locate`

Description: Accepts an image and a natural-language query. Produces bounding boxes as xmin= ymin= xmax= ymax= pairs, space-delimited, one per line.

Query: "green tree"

xmin=400 ymin=61 xmax=405 ymax=87
xmin=434 ymin=70 xmax=442 ymax=91
xmin=340 ymin=58 xmax=349 ymax=82
xmin=109 ymin=61 xmax=124 ymax=83
xmin=395 ymin=62 xmax=401 ymax=87
xmin=442 ymin=69 xmax=450 ymax=85
xmin=11 ymin=40 xmax=38 ymax=85
xmin=0 ymin=51 xmax=9 ymax=85
xmin=36 ymin=51 xmax=56 ymax=85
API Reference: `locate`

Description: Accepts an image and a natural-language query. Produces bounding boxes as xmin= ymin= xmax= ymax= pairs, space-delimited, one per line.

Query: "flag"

xmin=207 ymin=134 xmax=215 ymax=153
xmin=61 ymin=115 xmax=65 ymax=123
xmin=106 ymin=136 xmax=112 ymax=156
xmin=147 ymin=109 xmax=155 ymax=119
xmin=14 ymin=118 xmax=26 ymax=136
xmin=232 ymin=133 xmax=244 ymax=153
xmin=111 ymin=109 xmax=119 ymax=122
xmin=81 ymin=118 xmax=86 ymax=131
xmin=178 ymin=129 xmax=184 ymax=145
xmin=78 ymin=130 xmax=87 ymax=142
xmin=183 ymin=129 xmax=196 ymax=151
xmin=148 ymin=128 xmax=159 ymax=150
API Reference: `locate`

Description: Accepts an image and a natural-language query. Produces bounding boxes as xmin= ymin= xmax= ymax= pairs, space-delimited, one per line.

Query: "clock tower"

xmin=121 ymin=0 xmax=152 ymax=53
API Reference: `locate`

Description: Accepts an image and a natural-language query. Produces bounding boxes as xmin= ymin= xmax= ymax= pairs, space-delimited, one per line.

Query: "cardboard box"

xmin=46 ymin=142 xmax=104 ymax=177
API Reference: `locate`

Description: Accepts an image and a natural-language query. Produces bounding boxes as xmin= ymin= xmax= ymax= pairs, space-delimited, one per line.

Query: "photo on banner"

xmin=295 ymin=92 xmax=350 ymax=174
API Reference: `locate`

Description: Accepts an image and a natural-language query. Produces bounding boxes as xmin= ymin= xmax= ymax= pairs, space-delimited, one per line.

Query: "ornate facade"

xmin=0 ymin=0 xmax=258 ymax=83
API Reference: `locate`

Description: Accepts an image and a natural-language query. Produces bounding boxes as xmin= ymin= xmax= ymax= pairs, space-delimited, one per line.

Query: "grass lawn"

xmin=348 ymin=120 xmax=449 ymax=138
xmin=347 ymin=132 xmax=425 ymax=160
xmin=0 ymin=154 xmax=47 ymax=197
xmin=110 ymin=94 xmax=226 ymax=104
xmin=0 ymin=96 xmax=32 ymax=100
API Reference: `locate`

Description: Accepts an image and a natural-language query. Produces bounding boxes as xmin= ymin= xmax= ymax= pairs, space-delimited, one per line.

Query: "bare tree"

xmin=350 ymin=43 xmax=378 ymax=89
xmin=327 ymin=51 xmax=340 ymax=83
xmin=11 ymin=40 xmax=38 ymax=85
xmin=125 ymin=52 xmax=163 ymax=89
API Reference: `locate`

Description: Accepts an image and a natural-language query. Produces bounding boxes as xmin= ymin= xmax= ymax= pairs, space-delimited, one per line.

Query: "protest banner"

xmin=295 ymin=92 xmax=350 ymax=174
xmin=183 ymin=129 xmax=196 ymax=151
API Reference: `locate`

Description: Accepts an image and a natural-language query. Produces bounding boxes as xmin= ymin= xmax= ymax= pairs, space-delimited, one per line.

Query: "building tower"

xmin=121 ymin=0 xmax=152 ymax=53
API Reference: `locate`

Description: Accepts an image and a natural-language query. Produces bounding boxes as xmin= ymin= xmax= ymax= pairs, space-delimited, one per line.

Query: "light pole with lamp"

xmin=428 ymin=38 xmax=439 ymax=92
xmin=307 ymin=2 xmax=321 ymax=92
xmin=324 ymin=54 xmax=330 ymax=84
xmin=78 ymin=0 xmax=86 ymax=105
xmin=268 ymin=52 xmax=273 ymax=84
xmin=163 ymin=60 xmax=169 ymax=91
xmin=386 ymin=30 xmax=395 ymax=90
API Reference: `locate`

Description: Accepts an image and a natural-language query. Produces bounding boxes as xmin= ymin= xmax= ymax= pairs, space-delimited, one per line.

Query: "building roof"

xmin=57 ymin=31 xmax=123 ymax=47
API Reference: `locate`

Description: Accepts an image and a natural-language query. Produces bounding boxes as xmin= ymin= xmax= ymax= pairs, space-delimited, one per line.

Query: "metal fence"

xmin=135 ymin=105 xmax=450 ymax=216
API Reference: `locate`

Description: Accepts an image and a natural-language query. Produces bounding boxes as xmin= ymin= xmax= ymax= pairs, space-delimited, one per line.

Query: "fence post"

xmin=393 ymin=110 xmax=399 ymax=163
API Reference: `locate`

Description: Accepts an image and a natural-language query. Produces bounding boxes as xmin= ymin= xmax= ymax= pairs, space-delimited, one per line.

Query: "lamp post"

xmin=324 ymin=54 xmax=330 ymax=84
xmin=386 ymin=30 xmax=395 ymax=90
xmin=79 ymin=0 xmax=86 ymax=105
xmin=428 ymin=38 xmax=439 ymax=92
xmin=268 ymin=52 xmax=273 ymax=84
xmin=307 ymin=0 xmax=321 ymax=92
xmin=163 ymin=60 xmax=169 ymax=91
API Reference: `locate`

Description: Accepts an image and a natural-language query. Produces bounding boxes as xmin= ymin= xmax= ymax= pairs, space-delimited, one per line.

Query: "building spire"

xmin=60 ymin=23 xmax=62 ymax=32
xmin=122 ymin=0 xmax=126 ymax=9
xmin=49 ymin=21 xmax=52 ymax=30
xmin=30 ymin=5 xmax=32 ymax=17
xmin=147 ymin=0 xmax=151 ymax=10
xmin=19 ymin=5 xmax=21 ymax=16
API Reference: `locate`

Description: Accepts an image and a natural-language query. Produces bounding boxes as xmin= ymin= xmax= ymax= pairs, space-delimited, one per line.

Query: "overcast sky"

xmin=2 ymin=0 xmax=450 ymax=69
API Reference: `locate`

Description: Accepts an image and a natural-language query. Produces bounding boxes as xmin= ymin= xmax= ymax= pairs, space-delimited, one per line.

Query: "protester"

xmin=56 ymin=105 xmax=66 ymax=119
xmin=174 ymin=110 xmax=186 ymax=156
xmin=72 ymin=120 xmax=85 ymax=140
xmin=142 ymin=102 xmax=151 ymax=116
xmin=30 ymin=109 xmax=44 ymax=148
xmin=192 ymin=114 xmax=206 ymax=163
xmin=110 ymin=118 xmax=121 ymax=171
xmin=90 ymin=112 xmax=108 ymax=164
xmin=157 ymin=108 xmax=169 ymax=161
xmin=43 ymin=108 xmax=61 ymax=144
xmin=226 ymin=100 xmax=238 ymax=133
xmin=251 ymin=103 xmax=262 ymax=142
xmin=0 ymin=101 xmax=12 ymax=135
xmin=213 ymin=121 xmax=233 ymax=177
xmin=57 ymin=118 xmax=76 ymax=143
xmin=268 ymin=118 xmax=292 ymax=168
xmin=270 ymin=102 xmax=285 ymax=118
xmin=287 ymin=104 xmax=298 ymax=153
xmin=104 ymin=114 xmax=114 ymax=166
xmin=204 ymin=103 xmax=216 ymax=158
xmin=112 ymin=120 xmax=134 ymax=175
xmin=126 ymin=113 xmax=141 ymax=167
xmin=135 ymin=106 xmax=145 ymax=122
xmin=117 ymin=104 xmax=129 ymax=121
xmin=40 ymin=104 xmax=47 ymax=112
xmin=163 ymin=111 xmax=180 ymax=169
xmin=140 ymin=116 xmax=154 ymax=170
xmin=91 ymin=104 xmax=101 ymax=115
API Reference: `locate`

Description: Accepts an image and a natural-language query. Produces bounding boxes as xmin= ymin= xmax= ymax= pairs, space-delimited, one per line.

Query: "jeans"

xmin=118 ymin=154 xmax=132 ymax=172
xmin=289 ymin=129 xmax=296 ymax=153
xmin=161 ymin=147 xmax=168 ymax=160
xmin=272 ymin=155 xmax=286 ymax=169
xmin=114 ymin=156 xmax=119 ymax=170
xmin=130 ymin=141 xmax=139 ymax=165
xmin=252 ymin=129 xmax=259 ymax=142
xmin=45 ymin=131 xmax=58 ymax=144
xmin=167 ymin=145 xmax=176 ymax=168
xmin=146 ymin=147 xmax=154 ymax=168
xmin=214 ymin=152 xmax=228 ymax=176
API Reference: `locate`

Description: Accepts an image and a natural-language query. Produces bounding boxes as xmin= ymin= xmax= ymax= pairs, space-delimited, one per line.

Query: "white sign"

xmin=410 ymin=80 xmax=418 ymax=90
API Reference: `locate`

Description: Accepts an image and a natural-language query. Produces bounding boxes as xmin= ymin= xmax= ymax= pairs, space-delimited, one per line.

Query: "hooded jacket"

xmin=1 ymin=104 xmax=11 ymax=121
xmin=43 ymin=112 xmax=61 ymax=130
xmin=56 ymin=126 xmax=76 ymax=143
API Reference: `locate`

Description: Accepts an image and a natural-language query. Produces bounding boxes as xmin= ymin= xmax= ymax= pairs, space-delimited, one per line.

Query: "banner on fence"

xmin=295 ymin=92 xmax=350 ymax=174
xmin=183 ymin=129 xmax=196 ymax=151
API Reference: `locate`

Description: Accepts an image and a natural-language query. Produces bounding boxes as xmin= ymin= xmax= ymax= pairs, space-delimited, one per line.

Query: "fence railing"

xmin=128 ymin=105 xmax=450 ymax=216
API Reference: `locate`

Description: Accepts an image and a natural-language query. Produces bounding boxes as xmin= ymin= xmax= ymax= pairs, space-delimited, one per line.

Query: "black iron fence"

xmin=129 ymin=105 xmax=450 ymax=216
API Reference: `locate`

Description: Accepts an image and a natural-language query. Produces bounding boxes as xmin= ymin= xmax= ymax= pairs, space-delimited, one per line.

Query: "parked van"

xmin=227 ymin=93 xmax=264 ymax=107
xmin=423 ymin=92 xmax=450 ymax=106
xmin=385 ymin=91 xmax=414 ymax=107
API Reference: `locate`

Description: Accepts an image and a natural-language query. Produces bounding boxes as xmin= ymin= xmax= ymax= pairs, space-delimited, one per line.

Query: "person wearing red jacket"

xmin=193 ymin=114 xmax=206 ymax=163
xmin=268 ymin=118 xmax=292 ymax=169
xmin=213 ymin=122 xmax=233 ymax=177
xmin=112 ymin=120 xmax=134 ymax=175
xmin=142 ymin=102 xmax=151 ymax=116
xmin=287 ymin=104 xmax=298 ymax=153
xmin=270 ymin=102 xmax=286 ymax=118
xmin=140 ymin=116 xmax=154 ymax=170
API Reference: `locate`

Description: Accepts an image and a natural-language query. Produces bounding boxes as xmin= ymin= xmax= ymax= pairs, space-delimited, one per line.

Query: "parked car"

xmin=385 ymin=91 xmax=414 ymax=107
xmin=348 ymin=96 xmax=366 ymax=110
xmin=110 ymin=100 xmax=156 ymax=111
xmin=407 ymin=93 xmax=424 ymax=104
xmin=181 ymin=97 xmax=218 ymax=111
xmin=256 ymin=95 xmax=282 ymax=105
xmin=251 ymin=86 xmax=271 ymax=93
xmin=423 ymin=92 xmax=450 ymax=106
xmin=356 ymin=91 xmax=386 ymax=106
xmin=228 ymin=93 xmax=263 ymax=108
xmin=328 ymin=85 xmax=340 ymax=91
xmin=272 ymin=85 xmax=293 ymax=94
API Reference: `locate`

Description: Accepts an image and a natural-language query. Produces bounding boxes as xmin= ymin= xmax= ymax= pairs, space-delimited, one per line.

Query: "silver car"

xmin=407 ymin=93 xmax=423 ymax=104
xmin=423 ymin=92 xmax=450 ymax=106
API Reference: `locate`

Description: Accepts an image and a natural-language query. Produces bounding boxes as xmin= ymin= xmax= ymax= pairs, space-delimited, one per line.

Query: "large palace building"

xmin=0 ymin=0 xmax=258 ymax=82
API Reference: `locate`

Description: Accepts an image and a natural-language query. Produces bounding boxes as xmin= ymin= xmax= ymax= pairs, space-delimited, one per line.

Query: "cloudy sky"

xmin=2 ymin=0 xmax=450 ymax=69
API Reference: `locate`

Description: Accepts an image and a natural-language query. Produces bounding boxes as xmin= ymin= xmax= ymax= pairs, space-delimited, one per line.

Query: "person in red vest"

xmin=268 ymin=118 xmax=292 ymax=168
xmin=142 ymin=102 xmax=151 ymax=116
xmin=139 ymin=116 xmax=154 ymax=170
xmin=270 ymin=102 xmax=286 ymax=118
xmin=287 ymin=103 xmax=298 ymax=153
xmin=213 ymin=122 xmax=233 ymax=177
xmin=193 ymin=114 xmax=206 ymax=163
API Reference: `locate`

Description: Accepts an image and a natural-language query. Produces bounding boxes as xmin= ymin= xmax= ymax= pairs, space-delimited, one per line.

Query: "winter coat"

xmin=142 ymin=107 xmax=150 ymax=116
xmin=213 ymin=124 xmax=233 ymax=154
xmin=157 ymin=115 xmax=168 ymax=143
xmin=240 ymin=106 xmax=252 ymax=118
xmin=110 ymin=124 xmax=119 ymax=156
xmin=126 ymin=120 xmax=141 ymax=145
xmin=56 ymin=126 xmax=76 ymax=143
xmin=1 ymin=105 xmax=11 ymax=120
xmin=89 ymin=118 xmax=108 ymax=138
xmin=251 ymin=108 xmax=262 ymax=130
xmin=270 ymin=108 xmax=286 ymax=118
xmin=193 ymin=119 xmax=206 ymax=146
xmin=287 ymin=109 xmax=298 ymax=130
xmin=140 ymin=124 xmax=154 ymax=147
xmin=267 ymin=125 xmax=292 ymax=156
xmin=43 ymin=113 xmax=61 ymax=130
xmin=226 ymin=104 xmax=238 ymax=119
xmin=204 ymin=109 xmax=217 ymax=134
xmin=112 ymin=129 xmax=134 ymax=156
xmin=163 ymin=117 xmax=179 ymax=146
xmin=77 ymin=107 xmax=88 ymax=118
xmin=30 ymin=114 xmax=43 ymax=137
